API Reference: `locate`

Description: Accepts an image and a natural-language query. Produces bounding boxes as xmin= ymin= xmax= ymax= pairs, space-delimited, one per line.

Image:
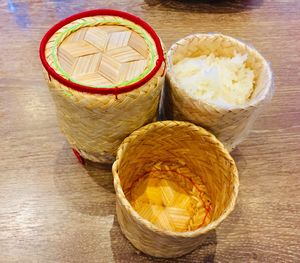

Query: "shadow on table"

xmin=53 ymin=142 xmax=115 ymax=217
xmin=110 ymin=216 xmax=217 ymax=263
xmin=144 ymin=0 xmax=263 ymax=13
xmin=84 ymin=160 xmax=115 ymax=193
xmin=230 ymin=147 xmax=247 ymax=176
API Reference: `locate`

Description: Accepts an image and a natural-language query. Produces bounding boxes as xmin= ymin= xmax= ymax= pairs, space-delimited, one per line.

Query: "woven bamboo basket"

xmin=39 ymin=10 xmax=166 ymax=163
xmin=112 ymin=121 xmax=239 ymax=258
xmin=164 ymin=34 xmax=273 ymax=151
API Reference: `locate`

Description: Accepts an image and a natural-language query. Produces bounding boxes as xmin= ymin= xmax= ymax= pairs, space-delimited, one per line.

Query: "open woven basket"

xmin=113 ymin=121 xmax=239 ymax=258
xmin=164 ymin=33 xmax=273 ymax=151
xmin=40 ymin=10 xmax=165 ymax=163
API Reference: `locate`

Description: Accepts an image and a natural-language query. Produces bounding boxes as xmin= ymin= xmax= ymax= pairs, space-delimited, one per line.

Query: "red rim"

xmin=39 ymin=9 xmax=165 ymax=95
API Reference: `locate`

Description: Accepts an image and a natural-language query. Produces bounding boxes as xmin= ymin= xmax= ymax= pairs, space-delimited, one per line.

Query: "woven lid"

xmin=40 ymin=10 xmax=165 ymax=95
xmin=58 ymin=25 xmax=149 ymax=87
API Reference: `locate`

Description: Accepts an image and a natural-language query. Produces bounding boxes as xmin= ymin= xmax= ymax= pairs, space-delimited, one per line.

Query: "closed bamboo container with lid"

xmin=113 ymin=121 xmax=239 ymax=258
xmin=39 ymin=10 xmax=166 ymax=163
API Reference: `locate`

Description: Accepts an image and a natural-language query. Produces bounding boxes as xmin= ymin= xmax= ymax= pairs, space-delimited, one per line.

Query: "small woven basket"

xmin=113 ymin=121 xmax=239 ymax=258
xmin=164 ymin=33 xmax=273 ymax=151
xmin=40 ymin=10 xmax=165 ymax=163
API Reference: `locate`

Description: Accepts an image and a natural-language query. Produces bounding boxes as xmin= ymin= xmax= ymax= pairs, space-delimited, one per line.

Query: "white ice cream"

xmin=173 ymin=53 xmax=255 ymax=107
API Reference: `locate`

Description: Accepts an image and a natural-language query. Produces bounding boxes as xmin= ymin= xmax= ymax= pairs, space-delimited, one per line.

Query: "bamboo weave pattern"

xmin=113 ymin=121 xmax=239 ymax=257
xmin=43 ymin=15 xmax=165 ymax=163
xmin=164 ymin=34 xmax=273 ymax=151
xmin=58 ymin=25 xmax=150 ymax=87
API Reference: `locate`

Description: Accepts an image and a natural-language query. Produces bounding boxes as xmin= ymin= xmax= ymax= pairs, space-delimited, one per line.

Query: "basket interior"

xmin=118 ymin=123 xmax=237 ymax=233
xmin=127 ymin=162 xmax=212 ymax=232
xmin=169 ymin=34 xmax=271 ymax=101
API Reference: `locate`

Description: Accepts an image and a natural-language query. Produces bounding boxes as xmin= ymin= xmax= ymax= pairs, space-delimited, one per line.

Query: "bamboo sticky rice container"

xmin=113 ymin=121 xmax=239 ymax=258
xmin=164 ymin=34 xmax=273 ymax=151
xmin=39 ymin=10 xmax=165 ymax=163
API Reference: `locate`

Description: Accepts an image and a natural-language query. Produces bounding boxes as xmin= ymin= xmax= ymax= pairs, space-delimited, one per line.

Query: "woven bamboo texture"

xmin=58 ymin=25 xmax=149 ymax=86
xmin=43 ymin=16 xmax=165 ymax=163
xmin=164 ymin=34 xmax=273 ymax=151
xmin=113 ymin=121 xmax=239 ymax=258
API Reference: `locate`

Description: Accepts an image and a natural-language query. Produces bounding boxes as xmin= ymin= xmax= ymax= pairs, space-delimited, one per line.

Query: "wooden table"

xmin=1 ymin=0 xmax=299 ymax=262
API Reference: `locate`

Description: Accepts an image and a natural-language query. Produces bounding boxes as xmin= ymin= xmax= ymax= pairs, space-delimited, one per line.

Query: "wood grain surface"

xmin=0 ymin=0 xmax=299 ymax=262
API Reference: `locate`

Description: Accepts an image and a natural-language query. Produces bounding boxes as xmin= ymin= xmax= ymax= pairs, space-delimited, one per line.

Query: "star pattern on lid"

xmin=130 ymin=173 xmax=211 ymax=232
xmin=58 ymin=25 xmax=149 ymax=87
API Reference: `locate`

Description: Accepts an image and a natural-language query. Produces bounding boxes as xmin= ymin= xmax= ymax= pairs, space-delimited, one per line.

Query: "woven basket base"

xmin=127 ymin=163 xmax=212 ymax=232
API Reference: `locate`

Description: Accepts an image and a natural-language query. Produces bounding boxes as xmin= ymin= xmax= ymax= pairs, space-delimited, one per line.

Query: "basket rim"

xmin=112 ymin=120 xmax=239 ymax=238
xmin=39 ymin=9 xmax=165 ymax=95
xmin=167 ymin=33 xmax=274 ymax=111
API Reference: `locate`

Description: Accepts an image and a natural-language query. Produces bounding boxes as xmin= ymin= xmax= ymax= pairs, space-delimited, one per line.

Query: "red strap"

xmin=72 ymin=148 xmax=85 ymax=165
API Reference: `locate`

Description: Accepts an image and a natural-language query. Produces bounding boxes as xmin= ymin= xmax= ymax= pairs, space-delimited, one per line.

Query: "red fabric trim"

xmin=72 ymin=148 xmax=85 ymax=165
xmin=39 ymin=9 xmax=165 ymax=95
